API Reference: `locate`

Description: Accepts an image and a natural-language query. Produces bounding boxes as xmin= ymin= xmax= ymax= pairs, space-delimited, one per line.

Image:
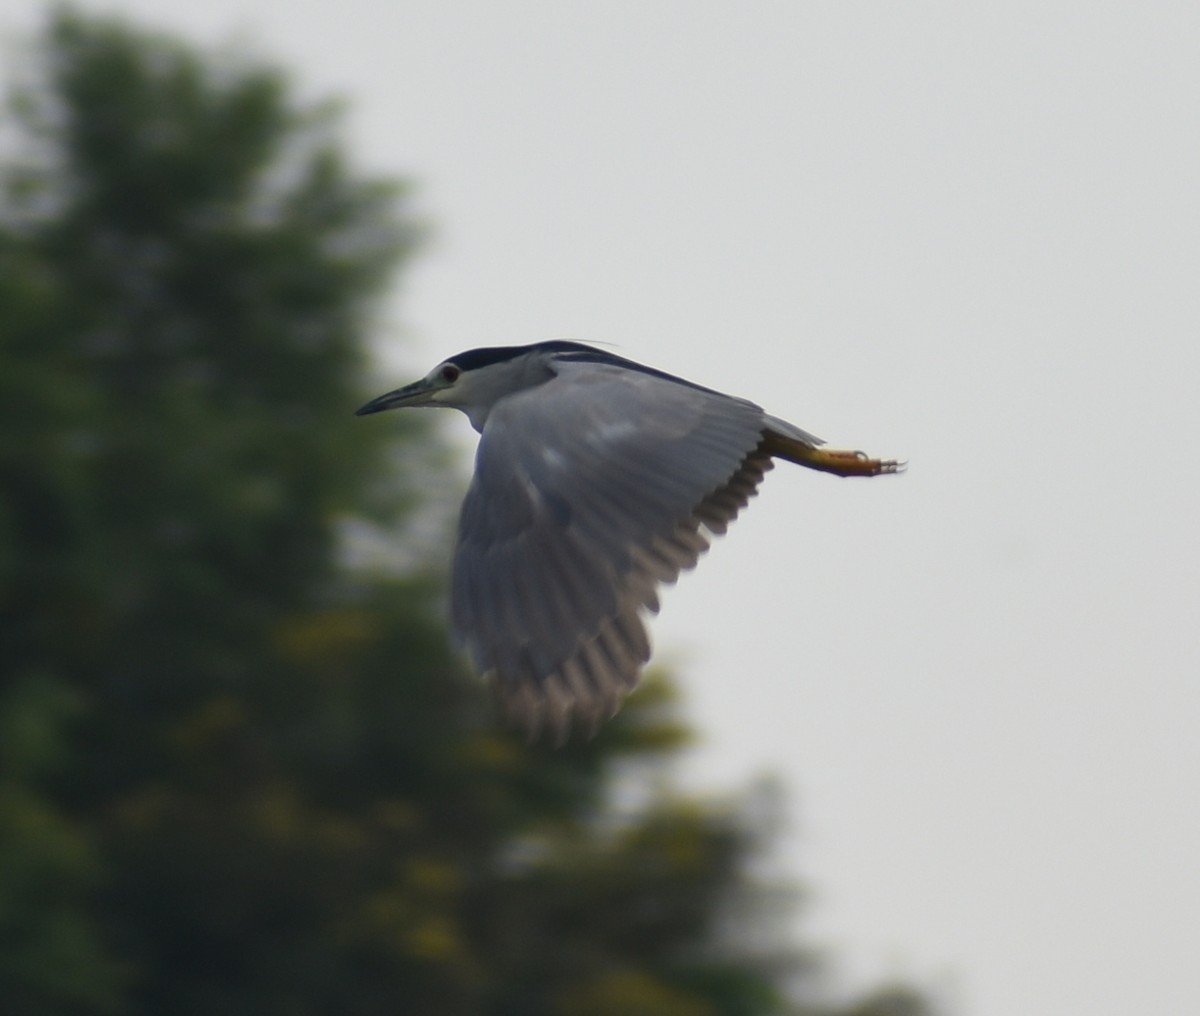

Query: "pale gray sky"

xmin=5 ymin=3 xmax=1198 ymax=1014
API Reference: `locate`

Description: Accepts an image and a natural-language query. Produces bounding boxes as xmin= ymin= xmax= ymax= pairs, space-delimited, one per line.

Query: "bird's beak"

xmin=355 ymin=378 xmax=440 ymax=416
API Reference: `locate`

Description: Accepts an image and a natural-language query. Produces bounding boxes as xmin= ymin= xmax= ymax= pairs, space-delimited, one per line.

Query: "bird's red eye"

xmin=440 ymin=364 xmax=460 ymax=383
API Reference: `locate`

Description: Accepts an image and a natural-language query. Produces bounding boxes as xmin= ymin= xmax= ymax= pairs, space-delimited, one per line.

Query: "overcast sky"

xmin=5 ymin=3 xmax=1198 ymax=1015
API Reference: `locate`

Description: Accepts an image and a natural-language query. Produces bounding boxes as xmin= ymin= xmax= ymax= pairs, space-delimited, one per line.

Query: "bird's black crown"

xmin=444 ymin=340 xmax=605 ymax=372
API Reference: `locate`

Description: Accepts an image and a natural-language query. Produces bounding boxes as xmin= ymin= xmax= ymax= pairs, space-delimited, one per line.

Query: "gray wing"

xmin=451 ymin=359 xmax=773 ymax=739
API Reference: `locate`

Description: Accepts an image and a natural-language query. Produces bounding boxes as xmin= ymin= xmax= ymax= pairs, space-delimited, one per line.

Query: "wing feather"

xmin=451 ymin=360 xmax=774 ymax=736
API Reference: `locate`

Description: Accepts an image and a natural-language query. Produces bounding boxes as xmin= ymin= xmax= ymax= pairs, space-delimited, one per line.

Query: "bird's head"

xmin=355 ymin=341 xmax=599 ymax=431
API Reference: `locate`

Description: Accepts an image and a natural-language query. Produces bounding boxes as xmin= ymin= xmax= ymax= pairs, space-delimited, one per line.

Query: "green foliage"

xmin=0 ymin=674 xmax=125 ymax=1014
xmin=834 ymin=986 xmax=935 ymax=1016
xmin=0 ymin=10 xmax=929 ymax=1016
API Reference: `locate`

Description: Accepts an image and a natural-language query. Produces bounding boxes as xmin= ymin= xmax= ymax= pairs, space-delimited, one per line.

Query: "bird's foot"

xmin=803 ymin=447 xmax=906 ymax=477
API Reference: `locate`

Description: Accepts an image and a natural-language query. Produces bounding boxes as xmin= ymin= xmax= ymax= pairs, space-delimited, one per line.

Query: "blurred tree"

xmin=0 ymin=9 xmax=932 ymax=1016
xmin=836 ymin=986 xmax=935 ymax=1016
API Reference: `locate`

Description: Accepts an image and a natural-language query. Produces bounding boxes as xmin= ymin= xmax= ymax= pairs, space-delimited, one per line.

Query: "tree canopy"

xmin=0 ymin=10 xmax=930 ymax=1016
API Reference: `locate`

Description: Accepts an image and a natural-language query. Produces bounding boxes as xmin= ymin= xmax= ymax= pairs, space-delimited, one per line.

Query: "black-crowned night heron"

xmin=357 ymin=340 xmax=902 ymax=740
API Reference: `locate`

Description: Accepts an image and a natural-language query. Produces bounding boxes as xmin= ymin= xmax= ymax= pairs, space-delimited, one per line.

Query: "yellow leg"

xmin=762 ymin=432 xmax=905 ymax=478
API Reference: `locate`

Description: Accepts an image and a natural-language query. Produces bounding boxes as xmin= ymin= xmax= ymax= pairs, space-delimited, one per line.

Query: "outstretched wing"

xmin=450 ymin=358 xmax=772 ymax=739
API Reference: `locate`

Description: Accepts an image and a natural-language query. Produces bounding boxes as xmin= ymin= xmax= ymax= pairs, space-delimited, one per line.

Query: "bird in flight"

xmin=358 ymin=341 xmax=902 ymax=740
